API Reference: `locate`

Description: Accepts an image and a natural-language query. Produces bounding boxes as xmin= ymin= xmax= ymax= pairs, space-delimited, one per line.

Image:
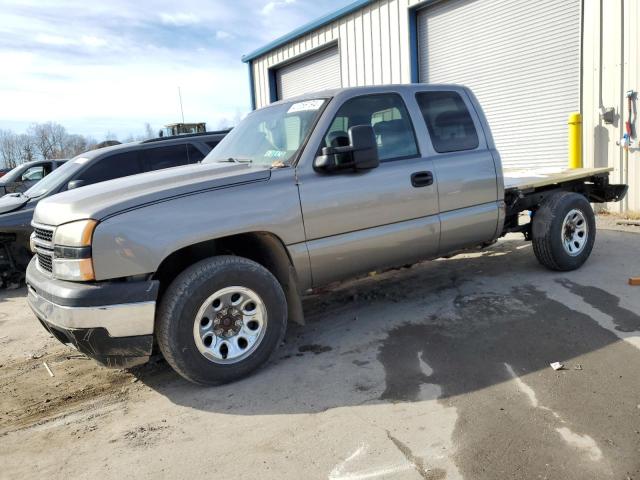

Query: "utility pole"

xmin=178 ymin=87 xmax=185 ymax=124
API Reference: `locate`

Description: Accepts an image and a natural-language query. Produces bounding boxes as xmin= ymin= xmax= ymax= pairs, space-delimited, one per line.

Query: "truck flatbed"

xmin=504 ymin=167 xmax=613 ymax=192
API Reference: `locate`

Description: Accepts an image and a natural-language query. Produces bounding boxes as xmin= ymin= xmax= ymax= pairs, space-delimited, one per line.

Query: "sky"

xmin=0 ymin=0 xmax=349 ymax=140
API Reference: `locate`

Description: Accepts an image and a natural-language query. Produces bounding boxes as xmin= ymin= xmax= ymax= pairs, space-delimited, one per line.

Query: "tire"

xmin=156 ymin=256 xmax=287 ymax=385
xmin=531 ymin=192 xmax=596 ymax=271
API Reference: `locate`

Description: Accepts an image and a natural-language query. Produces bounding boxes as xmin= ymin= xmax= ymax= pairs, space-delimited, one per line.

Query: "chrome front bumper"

xmin=27 ymin=286 xmax=155 ymax=338
xmin=25 ymin=257 xmax=158 ymax=367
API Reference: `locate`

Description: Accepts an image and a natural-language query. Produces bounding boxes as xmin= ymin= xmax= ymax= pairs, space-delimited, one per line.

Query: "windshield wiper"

xmin=219 ymin=157 xmax=253 ymax=164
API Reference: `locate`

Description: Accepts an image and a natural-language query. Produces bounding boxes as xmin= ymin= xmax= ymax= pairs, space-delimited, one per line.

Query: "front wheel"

xmin=156 ymin=256 xmax=287 ymax=385
xmin=531 ymin=192 xmax=596 ymax=271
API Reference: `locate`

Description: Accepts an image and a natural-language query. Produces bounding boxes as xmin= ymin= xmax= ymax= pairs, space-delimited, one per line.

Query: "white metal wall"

xmin=583 ymin=0 xmax=640 ymax=212
xmin=251 ymin=0 xmax=424 ymax=109
xmin=275 ymin=46 xmax=342 ymax=100
xmin=417 ymin=0 xmax=581 ymax=170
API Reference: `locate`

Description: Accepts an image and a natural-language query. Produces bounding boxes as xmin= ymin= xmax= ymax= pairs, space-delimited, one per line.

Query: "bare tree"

xmin=0 ymin=122 xmax=150 ymax=166
xmin=62 ymin=134 xmax=90 ymax=158
xmin=29 ymin=122 xmax=68 ymax=159
xmin=143 ymin=123 xmax=155 ymax=140
xmin=0 ymin=130 xmax=22 ymax=169
xmin=104 ymin=131 xmax=119 ymax=142
xmin=16 ymin=134 xmax=37 ymax=163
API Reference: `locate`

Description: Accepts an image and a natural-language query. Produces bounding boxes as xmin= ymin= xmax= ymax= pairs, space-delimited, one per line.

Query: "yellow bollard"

xmin=568 ymin=112 xmax=582 ymax=169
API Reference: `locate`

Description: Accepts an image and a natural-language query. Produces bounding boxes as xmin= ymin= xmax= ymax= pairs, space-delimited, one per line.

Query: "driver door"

xmin=297 ymin=93 xmax=440 ymax=287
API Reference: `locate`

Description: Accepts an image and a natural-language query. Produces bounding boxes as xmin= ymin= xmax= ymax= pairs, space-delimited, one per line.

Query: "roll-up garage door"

xmin=417 ymin=0 xmax=581 ymax=169
xmin=275 ymin=46 xmax=341 ymax=100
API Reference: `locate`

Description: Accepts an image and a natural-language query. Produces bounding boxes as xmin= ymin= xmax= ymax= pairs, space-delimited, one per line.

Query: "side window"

xmin=141 ymin=145 xmax=189 ymax=172
xmin=416 ymin=91 xmax=479 ymax=153
xmin=324 ymin=94 xmax=419 ymax=162
xmin=187 ymin=144 xmax=206 ymax=163
xmin=21 ymin=166 xmax=45 ymax=181
xmin=77 ymin=152 xmax=142 ymax=186
xmin=205 ymin=141 xmax=220 ymax=149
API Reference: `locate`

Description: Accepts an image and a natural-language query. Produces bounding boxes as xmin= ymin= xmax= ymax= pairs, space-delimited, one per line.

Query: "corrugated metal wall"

xmin=250 ymin=0 xmax=639 ymax=211
xmin=251 ymin=0 xmax=423 ymax=109
xmin=275 ymin=45 xmax=342 ymax=100
xmin=417 ymin=0 xmax=581 ymax=170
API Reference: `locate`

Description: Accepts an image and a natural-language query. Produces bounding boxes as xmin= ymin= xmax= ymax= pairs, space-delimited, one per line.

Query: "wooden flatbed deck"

xmin=504 ymin=167 xmax=613 ymax=192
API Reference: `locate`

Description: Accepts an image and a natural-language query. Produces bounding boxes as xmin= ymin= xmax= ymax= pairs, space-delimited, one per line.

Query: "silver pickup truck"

xmin=26 ymin=85 xmax=627 ymax=385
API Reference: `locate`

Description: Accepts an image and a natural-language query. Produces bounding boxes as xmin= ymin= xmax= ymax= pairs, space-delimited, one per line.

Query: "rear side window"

xmin=141 ymin=144 xmax=189 ymax=172
xmin=416 ymin=91 xmax=479 ymax=153
xmin=77 ymin=152 xmax=142 ymax=186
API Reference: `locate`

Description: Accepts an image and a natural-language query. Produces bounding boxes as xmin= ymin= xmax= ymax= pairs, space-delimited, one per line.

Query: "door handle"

xmin=411 ymin=171 xmax=434 ymax=188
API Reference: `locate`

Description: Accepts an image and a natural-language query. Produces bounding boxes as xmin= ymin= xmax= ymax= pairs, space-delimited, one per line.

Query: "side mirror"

xmin=314 ymin=125 xmax=380 ymax=172
xmin=67 ymin=179 xmax=85 ymax=191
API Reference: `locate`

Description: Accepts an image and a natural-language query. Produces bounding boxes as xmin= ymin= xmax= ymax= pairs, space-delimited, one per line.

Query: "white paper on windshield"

xmin=74 ymin=157 xmax=90 ymax=164
xmin=287 ymin=100 xmax=324 ymax=113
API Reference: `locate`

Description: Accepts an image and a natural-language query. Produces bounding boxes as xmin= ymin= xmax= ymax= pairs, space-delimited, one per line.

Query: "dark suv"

xmin=0 ymin=131 xmax=229 ymax=285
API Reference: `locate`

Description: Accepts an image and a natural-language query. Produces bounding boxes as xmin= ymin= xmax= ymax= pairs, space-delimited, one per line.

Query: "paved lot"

xmin=1 ymin=227 xmax=639 ymax=480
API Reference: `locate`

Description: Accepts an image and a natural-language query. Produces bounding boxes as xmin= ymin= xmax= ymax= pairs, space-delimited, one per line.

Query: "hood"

xmin=0 ymin=193 xmax=29 ymax=215
xmin=34 ymin=162 xmax=272 ymax=227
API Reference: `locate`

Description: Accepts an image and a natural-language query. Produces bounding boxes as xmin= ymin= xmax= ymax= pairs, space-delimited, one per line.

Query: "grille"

xmin=37 ymin=251 xmax=53 ymax=273
xmin=33 ymin=224 xmax=55 ymax=274
xmin=34 ymin=227 xmax=54 ymax=243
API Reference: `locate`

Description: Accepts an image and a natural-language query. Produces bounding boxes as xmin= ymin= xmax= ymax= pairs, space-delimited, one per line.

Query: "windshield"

xmin=0 ymin=164 xmax=30 ymax=184
xmin=203 ymin=99 xmax=327 ymax=167
xmin=24 ymin=158 xmax=85 ymax=198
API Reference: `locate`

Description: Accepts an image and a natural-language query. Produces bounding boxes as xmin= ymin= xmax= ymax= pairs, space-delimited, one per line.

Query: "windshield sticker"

xmin=265 ymin=150 xmax=287 ymax=159
xmin=74 ymin=157 xmax=90 ymax=164
xmin=287 ymin=100 xmax=324 ymax=114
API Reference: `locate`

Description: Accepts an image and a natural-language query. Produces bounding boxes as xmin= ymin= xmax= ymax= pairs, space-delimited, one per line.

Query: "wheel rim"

xmin=561 ymin=209 xmax=588 ymax=257
xmin=193 ymin=286 xmax=268 ymax=364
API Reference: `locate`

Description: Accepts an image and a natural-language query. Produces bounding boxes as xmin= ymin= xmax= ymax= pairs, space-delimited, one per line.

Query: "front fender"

xmin=91 ymin=170 xmax=305 ymax=281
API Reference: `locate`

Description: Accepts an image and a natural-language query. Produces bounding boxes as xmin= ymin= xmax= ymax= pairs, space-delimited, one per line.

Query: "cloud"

xmin=35 ymin=33 xmax=75 ymax=46
xmin=35 ymin=33 xmax=108 ymax=49
xmin=81 ymin=35 xmax=108 ymax=48
xmin=216 ymin=30 xmax=233 ymax=40
xmin=261 ymin=0 xmax=296 ymax=16
xmin=0 ymin=0 xmax=349 ymax=138
xmin=159 ymin=12 xmax=199 ymax=26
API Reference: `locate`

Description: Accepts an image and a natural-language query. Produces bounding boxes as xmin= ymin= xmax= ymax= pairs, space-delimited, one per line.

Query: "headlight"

xmin=29 ymin=232 xmax=36 ymax=253
xmin=53 ymin=219 xmax=97 ymax=247
xmin=52 ymin=219 xmax=98 ymax=281
xmin=52 ymin=257 xmax=95 ymax=281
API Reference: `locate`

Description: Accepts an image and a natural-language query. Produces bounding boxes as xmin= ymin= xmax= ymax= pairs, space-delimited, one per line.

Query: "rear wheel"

xmin=156 ymin=256 xmax=287 ymax=385
xmin=531 ymin=192 xmax=596 ymax=271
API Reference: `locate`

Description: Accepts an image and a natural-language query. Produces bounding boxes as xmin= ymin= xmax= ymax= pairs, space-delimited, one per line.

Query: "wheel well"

xmin=154 ymin=232 xmax=305 ymax=325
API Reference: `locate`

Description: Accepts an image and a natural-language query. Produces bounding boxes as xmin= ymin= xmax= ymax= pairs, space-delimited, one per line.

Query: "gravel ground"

xmin=1 ymin=223 xmax=639 ymax=480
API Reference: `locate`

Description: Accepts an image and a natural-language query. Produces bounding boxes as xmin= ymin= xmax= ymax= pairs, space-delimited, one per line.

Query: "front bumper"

xmin=26 ymin=258 xmax=159 ymax=368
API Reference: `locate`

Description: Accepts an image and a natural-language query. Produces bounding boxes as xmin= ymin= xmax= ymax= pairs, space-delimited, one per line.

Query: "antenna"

xmin=178 ymin=87 xmax=185 ymax=123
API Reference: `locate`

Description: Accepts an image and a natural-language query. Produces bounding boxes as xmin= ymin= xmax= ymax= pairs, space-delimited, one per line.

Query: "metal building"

xmin=243 ymin=0 xmax=639 ymax=211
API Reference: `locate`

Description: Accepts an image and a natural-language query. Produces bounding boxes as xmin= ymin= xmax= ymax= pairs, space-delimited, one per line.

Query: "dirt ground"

xmin=1 ymin=222 xmax=639 ymax=480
